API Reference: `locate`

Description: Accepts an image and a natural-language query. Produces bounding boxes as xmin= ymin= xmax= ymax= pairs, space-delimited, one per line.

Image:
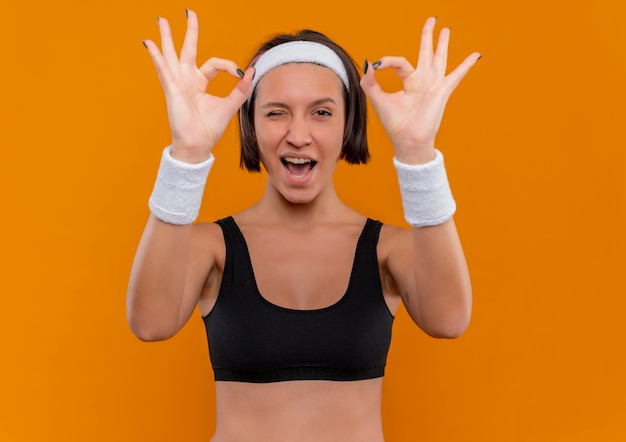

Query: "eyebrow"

xmin=258 ymin=97 xmax=338 ymax=110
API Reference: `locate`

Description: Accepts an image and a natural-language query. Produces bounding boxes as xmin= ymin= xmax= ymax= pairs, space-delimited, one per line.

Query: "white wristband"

xmin=148 ymin=146 xmax=214 ymax=225
xmin=393 ymin=150 xmax=456 ymax=227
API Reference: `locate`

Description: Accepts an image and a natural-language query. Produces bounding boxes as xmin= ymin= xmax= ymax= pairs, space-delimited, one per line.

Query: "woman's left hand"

xmin=360 ymin=17 xmax=481 ymax=164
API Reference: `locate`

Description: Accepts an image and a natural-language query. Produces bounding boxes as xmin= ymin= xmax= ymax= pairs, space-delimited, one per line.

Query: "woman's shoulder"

xmin=377 ymin=222 xmax=412 ymax=260
xmin=190 ymin=220 xmax=228 ymax=261
xmin=193 ymin=218 xmax=227 ymax=237
xmin=378 ymin=221 xmax=410 ymax=239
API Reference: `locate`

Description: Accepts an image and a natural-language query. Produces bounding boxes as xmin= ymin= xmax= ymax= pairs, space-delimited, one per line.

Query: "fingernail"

xmin=435 ymin=16 xmax=438 ymax=23
xmin=185 ymin=9 xmax=189 ymax=18
xmin=142 ymin=40 xmax=147 ymax=48
xmin=237 ymin=68 xmax=245 ymax=78
xmin=363 ymin=59 xmax=369 ymax=74
xmin=478 ymin=54 xmax=483 ymax=61
xmin=157 ymin=17 xmax=160 ymax=24
xmin=372 ymin=60 xmax=381 ymax=70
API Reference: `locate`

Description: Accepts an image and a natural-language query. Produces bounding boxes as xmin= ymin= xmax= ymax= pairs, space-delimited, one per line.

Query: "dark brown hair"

xmin=238 ymin=30 xmax=369 ymax=172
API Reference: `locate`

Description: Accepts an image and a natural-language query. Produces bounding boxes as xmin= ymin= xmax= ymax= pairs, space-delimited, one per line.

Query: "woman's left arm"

xmin=361 ymin=17 xmax=480 ymax=338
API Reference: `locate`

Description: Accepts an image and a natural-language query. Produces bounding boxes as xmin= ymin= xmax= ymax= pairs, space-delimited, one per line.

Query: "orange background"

xmin=1 ymin=0 xmax=625 ymax=440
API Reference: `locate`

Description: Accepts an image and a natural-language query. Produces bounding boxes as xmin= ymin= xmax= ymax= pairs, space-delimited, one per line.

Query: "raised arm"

xmin=361 ymin=18 xmax=480 ymax=338
xmin=127 ymin=10 xmax=252 ymax=341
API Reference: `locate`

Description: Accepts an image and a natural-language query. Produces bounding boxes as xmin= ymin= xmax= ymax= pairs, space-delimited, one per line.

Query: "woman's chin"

xmin=279 ymin=189 xmax=318 ymax=205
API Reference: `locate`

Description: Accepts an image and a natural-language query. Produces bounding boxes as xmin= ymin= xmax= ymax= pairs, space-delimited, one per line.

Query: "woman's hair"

xmin=238 ymin=30 xmax=369 ymax=172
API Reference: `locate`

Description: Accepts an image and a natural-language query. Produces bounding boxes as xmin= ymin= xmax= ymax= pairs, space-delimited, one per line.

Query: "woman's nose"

xmin=285 ymin=117 xmax=312 ymax=147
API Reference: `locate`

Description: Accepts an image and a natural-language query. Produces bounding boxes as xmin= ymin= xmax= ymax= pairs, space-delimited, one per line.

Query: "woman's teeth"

xmin=281 ymin=157 xmax=316 ymax=178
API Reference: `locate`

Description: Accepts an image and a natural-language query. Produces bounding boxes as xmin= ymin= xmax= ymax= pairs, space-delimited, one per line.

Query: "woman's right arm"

xmin=128 ymin=218 xmax=202 ymax=341
xmin=126 ymin=10 xmax=252 ymax=341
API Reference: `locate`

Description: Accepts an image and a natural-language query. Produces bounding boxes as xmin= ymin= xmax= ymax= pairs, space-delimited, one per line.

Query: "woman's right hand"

xmin=143 ymin=9 xmax=253 ymax=163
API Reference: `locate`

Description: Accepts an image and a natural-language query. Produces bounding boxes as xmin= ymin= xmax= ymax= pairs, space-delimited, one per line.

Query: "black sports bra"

xmin=202 ymin=217 xmax=394 ymax=383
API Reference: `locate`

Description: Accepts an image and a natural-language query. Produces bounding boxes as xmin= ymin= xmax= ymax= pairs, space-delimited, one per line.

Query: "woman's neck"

xmin=245 ymin=181 xmax=354 ymax=230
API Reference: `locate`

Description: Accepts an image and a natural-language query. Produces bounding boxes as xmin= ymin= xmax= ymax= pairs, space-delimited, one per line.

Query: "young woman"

xmin=128 ymin=9 xmax=480 ymax=441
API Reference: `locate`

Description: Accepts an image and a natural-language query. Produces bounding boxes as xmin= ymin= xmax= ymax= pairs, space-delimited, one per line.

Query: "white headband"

xmin=248 ymin=41 xmax=349 ymax=103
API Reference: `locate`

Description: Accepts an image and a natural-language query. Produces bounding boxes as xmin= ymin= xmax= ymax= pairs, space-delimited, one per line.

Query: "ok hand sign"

xmin=360 ymin=17 xmax=481 ymax=164
xmin=143 ymin=10 xmax=253 ymax=163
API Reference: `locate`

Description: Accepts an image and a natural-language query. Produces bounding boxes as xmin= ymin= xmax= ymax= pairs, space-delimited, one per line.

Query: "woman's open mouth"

xmin=281 ymin=157 xmax=317 ymax=179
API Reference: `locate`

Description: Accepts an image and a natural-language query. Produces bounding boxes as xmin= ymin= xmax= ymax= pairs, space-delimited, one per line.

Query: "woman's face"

xmin=253 ymin=62 xmax=346 ymax=204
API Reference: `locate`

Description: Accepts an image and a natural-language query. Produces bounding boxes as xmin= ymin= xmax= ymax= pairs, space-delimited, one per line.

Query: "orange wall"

xmin=1 ymin=0 xmax=625 ymax=440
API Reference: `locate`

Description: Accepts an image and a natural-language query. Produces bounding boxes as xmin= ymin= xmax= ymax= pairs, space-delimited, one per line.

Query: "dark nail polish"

xmin=363 ymin=59 xmax=369 ymax=74
xmin=237 ymin=68 xmax=245 ymax=78
xmin=186 ymin=9 xmax=188 ymax=18
xmin=372 ymin=60 xmax=381 ymax=70
xmin=478 ymin=54 xmax=483 ymax=61
xmin=142 ymin=40 xmax=147 ymax=48
xmin=157 ymin=17 xmax=160 ymax=24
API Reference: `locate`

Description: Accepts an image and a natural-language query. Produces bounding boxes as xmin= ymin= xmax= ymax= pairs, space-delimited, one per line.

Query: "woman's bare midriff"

xmin=210 ymin=378 xmax=386 ymax=442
